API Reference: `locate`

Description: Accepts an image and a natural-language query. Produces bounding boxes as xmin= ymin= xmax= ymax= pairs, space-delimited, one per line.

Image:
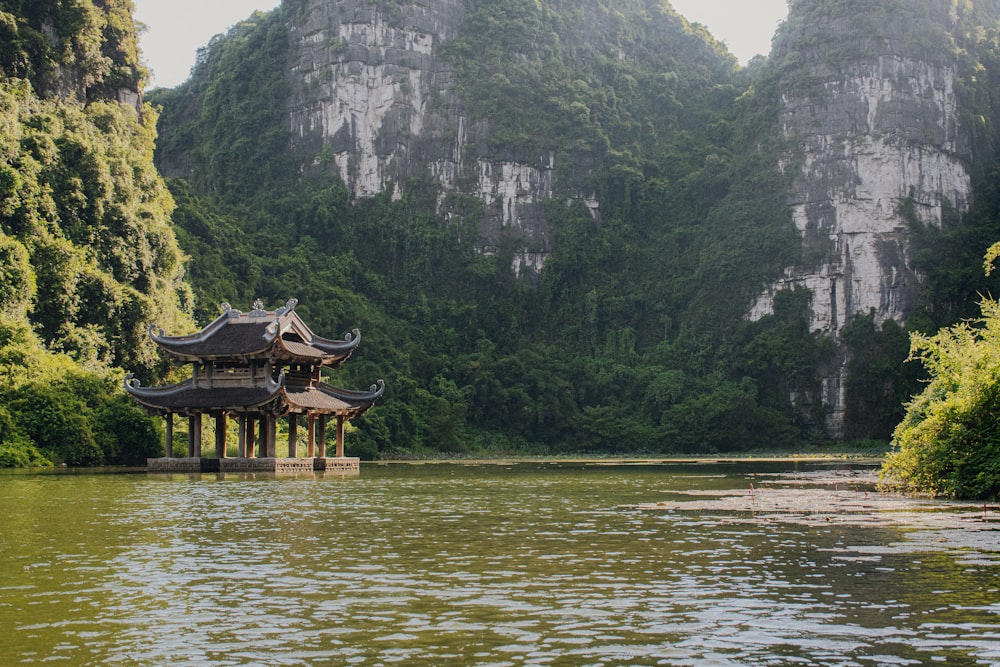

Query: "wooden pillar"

xmin=246 ymin=417 xmax=256 ymax=458
xmin=317 ymin=416 xmax=327 ymax=458
xmin=164 ymin=414 xmax=173 ymax=458
xmin=336 ymin=416 xmax=345 ymax=458
xmin=288 ymin=414 xmax=298 ymax=458
xmin=307 ymin=415 xmax=316 ymax=458
xmin=188 ymin=414 xmax=201 ymax=458
xmin=266 ymin=415 xmax=277 ymax=458
xmin=215 ymin=413 xmax=227 ymax=458
xmin=237 ymin=415 xmax=247 ymax=458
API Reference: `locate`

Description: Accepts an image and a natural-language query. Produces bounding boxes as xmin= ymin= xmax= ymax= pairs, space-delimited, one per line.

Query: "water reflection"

xmin=1 ymin=462 xmax=998 ymax=665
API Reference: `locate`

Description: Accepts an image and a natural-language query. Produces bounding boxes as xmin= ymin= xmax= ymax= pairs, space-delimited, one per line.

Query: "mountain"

xmin=6 ymin=0 xmax=1000 ymax=460
xmin=0 ymin=0 xmax=194 ymax=466
xmin=155 ymin=0 xmax=741 ymax=277
xmin=751 ymin=1 xmax=984 ymax=433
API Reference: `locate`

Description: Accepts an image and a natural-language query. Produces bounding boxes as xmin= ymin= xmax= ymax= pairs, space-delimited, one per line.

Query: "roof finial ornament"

xmin=275 ymin=298 xmax=298 ymax=318
xmin=221 ymin=302 xmax=242 ymax=318
xmin=249 ymin=299 xmax=267 ymax=317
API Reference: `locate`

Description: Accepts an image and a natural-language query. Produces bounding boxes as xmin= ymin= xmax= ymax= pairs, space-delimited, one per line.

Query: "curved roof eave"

xmin=282 ymin=379 xmax=385 ymax=418
xmin=310 ymin=328 xmax=362 ymax=355
xmin=148 ymin=312 xmax=229 ymax=346
xmin=123 ymin=373 xmax=284 ymax=413
xmin=322 ymin=378 xmax=386 ymax=404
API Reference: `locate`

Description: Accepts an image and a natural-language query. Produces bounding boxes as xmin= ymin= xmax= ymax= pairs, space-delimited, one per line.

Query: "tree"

xmin=881 ymin=243 xmax=1000 ymax=499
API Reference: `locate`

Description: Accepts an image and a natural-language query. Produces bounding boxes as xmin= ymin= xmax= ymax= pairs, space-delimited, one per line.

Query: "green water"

xmin=1 ymin=461 xmax=998 ymax=665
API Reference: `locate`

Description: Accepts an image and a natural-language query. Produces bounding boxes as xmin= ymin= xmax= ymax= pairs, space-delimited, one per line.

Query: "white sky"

xmin=670 ymin=0 xmax=788 ymax=63
xmin=133 ymin=0 xmax=281 ymax=89
xmin=133 ymin=0 xmax=789 ymax=89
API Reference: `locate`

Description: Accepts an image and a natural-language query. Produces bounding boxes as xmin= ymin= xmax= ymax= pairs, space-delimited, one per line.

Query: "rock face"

xmin=166 ymin=0 xmax=991 ymax=438
xmin=749 ymin=7 xmax=973 ymax=434
xmin=286 ymin=0 xmax=561 ymax=271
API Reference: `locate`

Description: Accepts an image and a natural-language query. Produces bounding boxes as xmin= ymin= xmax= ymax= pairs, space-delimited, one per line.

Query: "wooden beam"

xmin=288 ymin=414 xmax=298 ymax=458
xmin=247 ymin=417 xmax=256 ymax=458
xmin=317 ymin=416 xmax=327 ymax=458
xmin=215 ymin=413 xmax=227 ymax=458
xmin=336 ymin=416 xmax=345 ymax=458
xmin=165 ymin=414 xmax=173 ymax=458
xmin=237 ymin=414 xmax=246 ymax=458
xmin=188 ymin=414 xmax=201 ymax=458
xmin=307 ymin=415 xmax=316 ymax=458
xmin=267 ymin=415 xmax=277 ymax=457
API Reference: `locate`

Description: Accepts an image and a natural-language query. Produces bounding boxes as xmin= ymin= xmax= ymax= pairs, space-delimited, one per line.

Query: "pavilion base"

xmin=147 ymin=457 xmax=360 ymax=474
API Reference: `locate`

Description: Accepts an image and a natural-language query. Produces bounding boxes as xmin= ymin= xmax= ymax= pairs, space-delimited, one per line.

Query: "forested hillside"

xmin=147 ymin=0 xmax=1000 ymax=460
xmin=150 ymin=0 xmax=818 ymax=458
xmin=0 ymin=0 xmax=193 ymax=466
xmin=5 ymin=0 xmax=1000 ymax=471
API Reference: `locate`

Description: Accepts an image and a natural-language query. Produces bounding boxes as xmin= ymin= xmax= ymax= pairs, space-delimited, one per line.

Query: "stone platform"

xmin=147 ymin=457 xmax=360 ymax=474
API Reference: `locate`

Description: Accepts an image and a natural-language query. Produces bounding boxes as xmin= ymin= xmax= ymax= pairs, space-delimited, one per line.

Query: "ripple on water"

xmin=1 ymin=464 xmax=999 ymax=665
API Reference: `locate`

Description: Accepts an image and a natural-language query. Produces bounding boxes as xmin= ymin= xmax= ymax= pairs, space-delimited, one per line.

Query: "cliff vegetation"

xmin=147 ymin=1 xmax=1000 ymax=479
xmin=0 ymin=0 xmax=193 ymax=466
xmin=5 ymin=0 xmax=1000 ymax=498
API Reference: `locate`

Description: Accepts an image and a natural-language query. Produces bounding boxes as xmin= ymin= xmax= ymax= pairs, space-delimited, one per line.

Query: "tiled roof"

xmin=126 ymin=377 xmax=384 ymax=418
xmin=280 ymin=339 xmax=333 ymax=359
xmin=153 ymin=320 xmax=274 ymax=358
xmin=125 ymin=379 xmax=282 ymax=412
xmin=150 ymin=308 xmax=360 ymax=364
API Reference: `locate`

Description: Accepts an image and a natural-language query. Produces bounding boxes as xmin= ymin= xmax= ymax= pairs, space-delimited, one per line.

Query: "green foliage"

xmin=0 ymin=2 xmax=191 ymax=467
xmin=0 ymin=315 xmax=159 ymax=466
xmin=0 ymin=231 xmax=34 ymax=319
xmin=151 ymin=9 xmax=292 ymax=202
xmin=774 ymin=0 xmax=958 ymax=94
xmin=0 ymin=76 xmax=195 ymax=380
xmin=0 ymin=404 xmax=49 ymax=467
xmin=883 ymin=292 xmax=1000 ymax=499
xmin=842 ymin=311 xmax=924 ymax=440
xmin=0 ymin=0 xmax=146 ymax=99
xmin=6 ymin=379 xmax=102 ymax=465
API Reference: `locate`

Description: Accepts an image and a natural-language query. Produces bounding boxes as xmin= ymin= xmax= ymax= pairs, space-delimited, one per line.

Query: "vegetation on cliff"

xmin=881 ymin=247 xmax=1000 ymax=499
xmin=5 ymin=0 xmax=1000 ymax=491
xmin=150 ymin=0 xmax=841 ymax=460
xmin=877 ymin=1 xmax=1000 ymax=498
xmin=0 ymin=0 xmax=192 ymax=466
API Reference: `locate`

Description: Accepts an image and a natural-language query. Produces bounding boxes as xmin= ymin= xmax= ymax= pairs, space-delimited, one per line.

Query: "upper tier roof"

xmin=149 ymin=299 xmax=361 ymax=365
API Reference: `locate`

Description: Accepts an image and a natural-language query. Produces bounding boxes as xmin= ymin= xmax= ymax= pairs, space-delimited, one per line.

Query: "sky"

xmin=133 ymin=0 xmax=281 ymax=89
xmin=132 ymin=0 xmax=789 ymax=89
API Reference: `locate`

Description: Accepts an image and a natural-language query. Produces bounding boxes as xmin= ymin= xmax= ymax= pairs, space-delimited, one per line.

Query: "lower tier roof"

xmin=125 ymin=375 xmax=384 ymax=419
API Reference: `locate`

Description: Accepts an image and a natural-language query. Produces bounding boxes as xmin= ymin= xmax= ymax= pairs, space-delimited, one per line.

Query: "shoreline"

xmin=369 ymin=453 xmax=886 ymax=466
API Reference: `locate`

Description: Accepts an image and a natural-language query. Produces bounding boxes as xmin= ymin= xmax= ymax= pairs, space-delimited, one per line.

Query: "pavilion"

xmin=126 ymin=298 xmax=384 ymax=473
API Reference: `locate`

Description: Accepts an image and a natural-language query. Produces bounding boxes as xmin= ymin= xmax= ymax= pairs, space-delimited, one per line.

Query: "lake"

xmin=1 ymin=460 xmax=998 ymax=665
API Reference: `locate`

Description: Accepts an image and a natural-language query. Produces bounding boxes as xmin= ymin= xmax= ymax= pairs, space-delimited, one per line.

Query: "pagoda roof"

xmin=124 ymin=375 xmax=384 ymax=418
xmin=149 ymin=299 xmax=360 ymax=365
xmin=124 ymin=374 xmax=284 ymax=415
xmin=283 ymin=381 xmax=385 ymax=419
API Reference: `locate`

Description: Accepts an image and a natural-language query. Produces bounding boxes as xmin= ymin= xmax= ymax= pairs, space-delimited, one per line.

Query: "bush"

xmin=2 ymin=372 xmax=161 ymax=467
xmin=0 ymin=405 xmax=51 ymax=467
xmin=94 ymin=394 xmax=162 ymax=465
xmin=882 ymin=295 xmax=1000 ymax=499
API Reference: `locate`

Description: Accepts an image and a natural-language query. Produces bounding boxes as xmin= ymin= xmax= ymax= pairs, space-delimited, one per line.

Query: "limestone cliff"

xmin=149 ymin=0 xmax=1000 ymax=443
xmin=287 ymin=0 xmax=555 ymax=272
xmin=0 ymin=0 xmax=146 ymax=114
xmin=749 ymin=2 xmax=976 ymax=433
